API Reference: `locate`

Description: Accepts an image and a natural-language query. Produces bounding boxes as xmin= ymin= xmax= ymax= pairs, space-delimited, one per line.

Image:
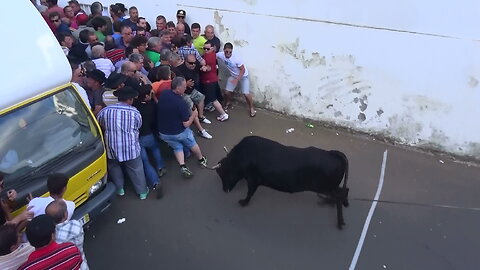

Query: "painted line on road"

xmin=349 ymin=149 xmax=388 ymax=270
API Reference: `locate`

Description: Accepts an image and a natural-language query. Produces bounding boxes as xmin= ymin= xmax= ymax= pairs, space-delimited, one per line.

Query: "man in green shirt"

xmin=91 ymin=17 xmax=107 ymax=43
xmin=145 ymin=37 xmax=162 ymax=66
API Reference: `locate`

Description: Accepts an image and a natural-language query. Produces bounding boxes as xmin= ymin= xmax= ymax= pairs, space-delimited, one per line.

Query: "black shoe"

xmin=157 ymin=168 xmax=166 ymax=177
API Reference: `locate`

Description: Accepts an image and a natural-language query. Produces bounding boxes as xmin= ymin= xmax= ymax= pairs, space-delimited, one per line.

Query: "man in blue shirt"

xmin=156 ymin=77 xmax=208 ymax=178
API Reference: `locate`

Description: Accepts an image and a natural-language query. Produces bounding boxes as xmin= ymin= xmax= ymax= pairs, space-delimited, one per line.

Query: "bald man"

xmin=46 ymin=200 xmax=89 ymax=270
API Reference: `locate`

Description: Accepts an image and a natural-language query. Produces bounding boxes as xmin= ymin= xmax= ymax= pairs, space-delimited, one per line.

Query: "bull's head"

xmin=213 ymin=158 xmax=242 ymax=193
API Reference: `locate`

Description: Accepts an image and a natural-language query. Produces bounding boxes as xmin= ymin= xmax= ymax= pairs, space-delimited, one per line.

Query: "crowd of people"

xmin=1 ymin=1 xmax=259 ymax=269
xmin=43 ymin=0 xmax=258 ymax=198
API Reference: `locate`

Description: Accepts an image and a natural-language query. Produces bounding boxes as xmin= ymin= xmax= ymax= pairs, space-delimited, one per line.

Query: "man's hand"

xmin=186 ymin=79 xmax=195 ymax=88
xmin=20 ymin=206 xmax=34 ymax=221
xmin=191 ymin=108 xmax=198 ymax=118
xmin=26 ymin=193 xmax=33 ymax=203
xmin=200 ymin=65 xmax=209 ymax=72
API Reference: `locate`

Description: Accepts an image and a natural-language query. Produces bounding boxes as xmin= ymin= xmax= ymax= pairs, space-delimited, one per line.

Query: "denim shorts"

xmin=225 ymin=75 xmax=250 ymax=94
xmin=159 ymin=128 xmax=197 ymax=153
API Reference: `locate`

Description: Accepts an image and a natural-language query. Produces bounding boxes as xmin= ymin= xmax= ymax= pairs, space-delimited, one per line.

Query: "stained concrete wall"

xmin=60 ymin=0 xmax=480 ymax=159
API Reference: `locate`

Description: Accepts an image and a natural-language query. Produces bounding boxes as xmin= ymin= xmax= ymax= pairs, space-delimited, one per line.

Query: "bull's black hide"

xmin=215 ymin=136 xmax=349 ymax=229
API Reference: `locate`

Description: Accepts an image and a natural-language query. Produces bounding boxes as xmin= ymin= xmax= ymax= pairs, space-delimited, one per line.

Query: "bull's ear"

xmin=211 ymin=163 xmax=221 ymax=169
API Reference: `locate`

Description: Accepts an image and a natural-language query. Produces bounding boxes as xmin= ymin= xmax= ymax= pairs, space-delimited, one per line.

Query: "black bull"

xmin=214 ymin=136 xmax=350 ymax=229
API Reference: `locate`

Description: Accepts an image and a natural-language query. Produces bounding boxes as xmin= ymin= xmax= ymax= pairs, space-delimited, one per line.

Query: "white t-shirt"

xmin=28 ymin=196 xmax=75 ymax=221
xmin=216 ymin=51 xmax=249 ymax=77
xmin=92 ymin=58 xmax=115 ymax=78
xmin=72 ymin=82 xmax=90 ymax=107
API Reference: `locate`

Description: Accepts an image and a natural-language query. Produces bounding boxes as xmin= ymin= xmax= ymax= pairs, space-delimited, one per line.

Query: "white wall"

xmin=63 ymin=0 xmax=480 ymax=159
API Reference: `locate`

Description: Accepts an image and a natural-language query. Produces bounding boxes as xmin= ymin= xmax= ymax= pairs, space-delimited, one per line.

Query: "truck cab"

xmin=1 ymin=0 xmax=115 ymax=225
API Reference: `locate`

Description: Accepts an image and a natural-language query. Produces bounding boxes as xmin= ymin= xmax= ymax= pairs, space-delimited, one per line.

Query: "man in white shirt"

xmin=28 ymin=173 xmax=75 ymax=221
xmin=91 ymin=45 xmax=115 ymax=78
xmin=216 ymin=42 xmax=256 ymax=117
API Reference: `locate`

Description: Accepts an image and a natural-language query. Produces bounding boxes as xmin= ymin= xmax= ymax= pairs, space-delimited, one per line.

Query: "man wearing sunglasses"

xmin=49 ymin=12 xmax=70 ymax=35
xmin=217 ymin=43 xmax=256 ymax=117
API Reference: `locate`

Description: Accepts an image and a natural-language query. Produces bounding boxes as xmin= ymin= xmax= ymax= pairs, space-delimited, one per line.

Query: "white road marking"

xmin=349 ymin=150 xmax=388 ymax=270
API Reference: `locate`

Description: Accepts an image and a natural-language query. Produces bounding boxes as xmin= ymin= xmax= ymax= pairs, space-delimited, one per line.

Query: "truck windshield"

xmin=0 ymin=86 xmax=99 ymax=186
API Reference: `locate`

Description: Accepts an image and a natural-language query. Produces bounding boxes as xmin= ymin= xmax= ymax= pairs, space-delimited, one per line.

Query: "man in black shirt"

xmin=176 ymin=54 xmax=213 ymax=139
xmin=204 ymin=25 xmax=221 ymax=53
xmin=133 ymin=85 xmax=165 ymax=198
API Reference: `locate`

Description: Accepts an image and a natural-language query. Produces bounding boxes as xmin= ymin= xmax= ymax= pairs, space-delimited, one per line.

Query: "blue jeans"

xmin=139 ymin=134 xmax=164 ymax=187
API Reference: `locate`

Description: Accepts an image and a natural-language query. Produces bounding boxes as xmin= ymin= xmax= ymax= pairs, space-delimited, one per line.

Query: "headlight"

xmin=89 ymin=176 xmax=107 ymax=196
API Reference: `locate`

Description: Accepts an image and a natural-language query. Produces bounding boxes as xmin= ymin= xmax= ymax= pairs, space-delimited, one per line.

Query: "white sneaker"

xmin=217 ymin=113 xmax=229 ymax=122
xmin=199 ymin=117 xmax=211 ymax=124
xmin=198 ymin=129 xmax=213 ymax=139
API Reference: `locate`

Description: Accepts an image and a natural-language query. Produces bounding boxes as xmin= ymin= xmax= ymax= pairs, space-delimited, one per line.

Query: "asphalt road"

xmin=84 ymin=104 xmax=480 ymax=270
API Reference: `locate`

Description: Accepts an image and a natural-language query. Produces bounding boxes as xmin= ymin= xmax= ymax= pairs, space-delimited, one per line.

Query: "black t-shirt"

xmin=134 ymin=99 xmax=157 ymax=136
xmin=182 ymin=22 xmax=191 ymax=36
xmin=176 ymin=63 xmax=200 ymax=95
xmin=93 ymin=88 xmax=106 ymax=109
xmin=0 ymin=206 xmax=6 ymax=225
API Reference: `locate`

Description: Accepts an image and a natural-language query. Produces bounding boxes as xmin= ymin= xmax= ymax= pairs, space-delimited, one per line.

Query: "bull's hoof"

xmin=238 ymin=199 xmax=249 ymax=207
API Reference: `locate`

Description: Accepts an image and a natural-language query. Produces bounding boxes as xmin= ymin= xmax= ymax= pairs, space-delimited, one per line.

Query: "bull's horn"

xmin=209 ymin=163 xmax=221 ymax=170
xmin=223 ymin=146 xmax=229 ymax=153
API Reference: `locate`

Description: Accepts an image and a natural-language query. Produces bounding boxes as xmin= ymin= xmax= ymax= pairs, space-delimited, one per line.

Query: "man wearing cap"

xmin=97 ymin=87 xmax=149 ymax=199
xmin=102 ymin=73 xmax=128 ymax=107
xmin=86 ymin=69 xmax=107 ymax=115
xmin=18 ymin=215 xmax=83 ymax=270
xmin=176 ymin=9 xmax=191 ymax=36
xmin=72 ymin=14 xmax=94 ymax=42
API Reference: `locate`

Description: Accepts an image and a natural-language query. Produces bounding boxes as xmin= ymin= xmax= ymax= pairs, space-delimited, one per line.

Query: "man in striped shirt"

xmin=18 ymin=215 xmax=82 ymax=270
xmin=97 ymin=86 xmax=149 ymax=199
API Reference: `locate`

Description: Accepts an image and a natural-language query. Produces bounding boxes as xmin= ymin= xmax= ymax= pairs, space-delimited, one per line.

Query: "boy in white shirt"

xmin=28 ymin=173 xmax=75 ymax=221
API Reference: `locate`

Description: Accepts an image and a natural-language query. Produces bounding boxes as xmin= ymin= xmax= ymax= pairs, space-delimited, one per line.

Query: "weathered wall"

xmin=62 ymin=0 xmax=480 ymax=159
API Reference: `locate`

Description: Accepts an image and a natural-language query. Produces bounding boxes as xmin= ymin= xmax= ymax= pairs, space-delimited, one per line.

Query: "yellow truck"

xmin=0 ymin=0 xmax=115 ymax=225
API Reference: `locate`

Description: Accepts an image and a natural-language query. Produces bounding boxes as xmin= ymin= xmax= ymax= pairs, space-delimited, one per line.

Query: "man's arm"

xmin=195 ymin=51 xmax=206 ymax=66
xmin=183 ymin=108 xmax=198 ymax=128
xmin=232 ymin=64 xmax=246 ymax=85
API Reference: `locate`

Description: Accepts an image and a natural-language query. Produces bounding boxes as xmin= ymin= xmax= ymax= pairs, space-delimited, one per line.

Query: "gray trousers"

xmin=107 ymin=156 xmax=148 ymax=194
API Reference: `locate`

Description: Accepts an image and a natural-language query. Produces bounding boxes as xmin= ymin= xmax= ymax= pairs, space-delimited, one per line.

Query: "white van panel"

xmin=1 ymin=0 xmax=71 ymax=111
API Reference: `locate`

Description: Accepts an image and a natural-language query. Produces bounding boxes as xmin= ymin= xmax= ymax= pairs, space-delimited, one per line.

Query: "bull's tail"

xmin=330 ymin=150 xmax=348 ymax=189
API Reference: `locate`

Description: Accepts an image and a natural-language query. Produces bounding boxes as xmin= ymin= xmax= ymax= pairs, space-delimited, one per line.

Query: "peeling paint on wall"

xmin=277 ymin=38 xmax=326 ymax=68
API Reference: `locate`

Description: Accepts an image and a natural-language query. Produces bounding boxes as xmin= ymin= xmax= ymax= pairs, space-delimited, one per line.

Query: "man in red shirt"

xmin=18 ymin=215 xmax=82 ymax=270
xmin=201 ymin=40 xmax=229 ymax=121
